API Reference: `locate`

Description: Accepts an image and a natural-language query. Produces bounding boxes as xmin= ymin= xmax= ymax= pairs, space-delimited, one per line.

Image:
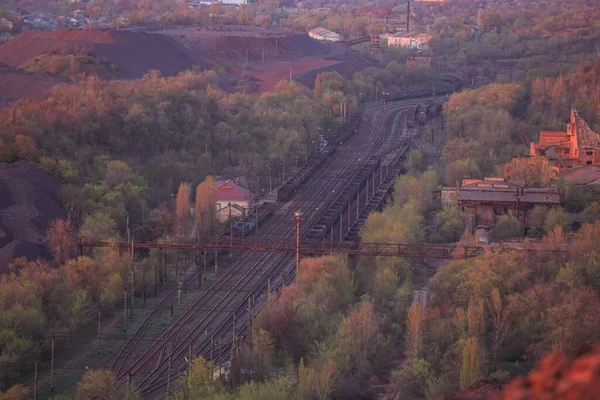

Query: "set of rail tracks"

xmin=110 ymin=98 xmax=433 ymax=398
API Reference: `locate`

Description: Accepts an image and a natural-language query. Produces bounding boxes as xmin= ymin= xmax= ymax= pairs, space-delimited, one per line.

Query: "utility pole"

xmin=130 ymin=240 xmax=134 ymax=319
xmin=50 ymin=336 xmax=55 ymax=392
xmin=142 ymin=262 xmax=146 ymax=304
xmin=166 ymin=353 xmax=172 ymax=396
xmin=255 ymin=181 xmax=259 ymax=233
xmin=294 ymin=212 xmax=303 ymax=281
xmin=289 ymin=64 xmax=292 ymax=83
xmin=33 ymin=361 xmax=38 ymax=400
xmin=407 ymin=0 xmax=411 ymax=33
xmin=229 ymin=202 xmax=233 ymax=257
xmin=123 ymin=289 xmax=127 ymax=333
xmin=183 ymin=253 xmax=187 ymax=295
xmin=97 ymin=307 xmax=101 ymax=354
xmin=275 ymin=36 xmax=278 ymax=56
xmin=176 ymin=258 xmax=181 ymax=305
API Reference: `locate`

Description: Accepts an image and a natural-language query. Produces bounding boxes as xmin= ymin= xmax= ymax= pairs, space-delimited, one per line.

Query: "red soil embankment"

xmin=0 ymin=29 xmax=207 ymax=79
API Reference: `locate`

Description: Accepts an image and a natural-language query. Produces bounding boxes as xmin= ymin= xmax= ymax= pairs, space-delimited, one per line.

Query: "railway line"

xmin=109 ymin=97 xmax=435 ymax=397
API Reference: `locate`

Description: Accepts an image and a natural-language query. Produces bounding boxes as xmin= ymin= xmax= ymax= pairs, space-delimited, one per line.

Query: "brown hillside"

xmin=0 ymin=63 xmax=68 ymax=109
xmin=0 ymin=29 xmax=207 ymax=79
xmin=0 ymin=161 xmax=65 ymax=272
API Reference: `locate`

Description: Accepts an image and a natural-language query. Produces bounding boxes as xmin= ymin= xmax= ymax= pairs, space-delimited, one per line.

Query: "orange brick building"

xmin=530 ymin=110 xmax=600 ymax=172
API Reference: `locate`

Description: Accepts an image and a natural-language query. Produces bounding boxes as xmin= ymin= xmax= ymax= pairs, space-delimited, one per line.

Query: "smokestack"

xmin=407 ymin=0 xmax=411 ymax=32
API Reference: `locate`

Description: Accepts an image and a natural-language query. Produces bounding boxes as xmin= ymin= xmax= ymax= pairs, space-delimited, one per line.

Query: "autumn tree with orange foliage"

xmin=43 ymin=218 xmax=74 ymax=267
xmin=175 ymin=182 xmax=190 ymax=236
xmin=195 ymin=176 xmax=218 ymax=237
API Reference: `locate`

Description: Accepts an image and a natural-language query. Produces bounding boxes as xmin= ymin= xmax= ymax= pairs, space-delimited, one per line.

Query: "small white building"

xmin=308 ymin=27 xmax=342 ymax=42
xmin=388 ymin=32 xmax=432 ymax=49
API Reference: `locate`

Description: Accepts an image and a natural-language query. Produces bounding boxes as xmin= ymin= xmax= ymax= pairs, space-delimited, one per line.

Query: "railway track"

xmin=111 ymin=98 xmax=434 ymax=398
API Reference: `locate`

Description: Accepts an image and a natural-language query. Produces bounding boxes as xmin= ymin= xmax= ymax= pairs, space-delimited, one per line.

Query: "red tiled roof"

xmin=216 ymin=180 xmax=253 ymax=202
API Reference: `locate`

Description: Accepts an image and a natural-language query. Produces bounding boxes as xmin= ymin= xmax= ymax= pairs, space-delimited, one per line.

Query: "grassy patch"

xmin=20 ymin=54 xmax=119 ymax=79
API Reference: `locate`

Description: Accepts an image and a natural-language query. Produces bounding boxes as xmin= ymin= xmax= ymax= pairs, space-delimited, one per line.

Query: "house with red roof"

xmin=215 ymin=180 xmax=253 ymax=222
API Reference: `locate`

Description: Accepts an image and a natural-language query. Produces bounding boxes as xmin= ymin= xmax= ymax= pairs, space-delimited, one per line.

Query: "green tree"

xmin=544 ymin=207 xmax=571 ymax=233
xmin=0 ymin=385 xmax=28 ymax=400
xmin=459 ymin=337 xmax=482 ymax=390
xmin=493 ymin=213 xmax=522 ymax=240
xmin=169 ymin=356 xmax=224 ymax=400
xmin=527 ymin=205 xmax=548 ymax=236
xmin=297 ymin=358 xmax=336 ymax=400
xmin=391 ymin=358 xmax=432 ymax=398
xmin=79 ymin=212 xmax=118 ymax=241
xmin=75 ymin=369 xmax=140 ymax=400
xmin=236 ymin=376 xmax=296 ymax=400
xmin=583 ymin=202 xmax=600 ymax=223
xmin=405 ymin=301 xmax=424 ymax=359
xmin=435 ymin=205 xmax=465 ymax=242
xmin=105 ymin=160 xmax=132 ymax=189
xmin=487 ymin=288 xmax=511 ymax=371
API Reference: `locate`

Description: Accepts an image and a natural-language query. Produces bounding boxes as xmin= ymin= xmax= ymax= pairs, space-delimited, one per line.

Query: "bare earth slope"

xmin=0 ymin=63 xmax=68 ymax=108
xmin=0 ymin=29 xmax=206 ymax=79
xmin=0 ymin=161 xmax=65 ymax=272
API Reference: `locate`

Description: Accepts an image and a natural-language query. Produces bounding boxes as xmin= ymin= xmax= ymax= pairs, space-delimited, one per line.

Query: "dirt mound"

xmin=176 ymin=32 xmax=331 ymax=64
xmin=0 ymin=161 xmax=65 ymax=272
xmin=297 ymin=46 xmax=377 ymax=89
xmin=0 ymin=63 xmax=67 ymax=109
xmin=0 ymin=29 xmax=207 ymax=79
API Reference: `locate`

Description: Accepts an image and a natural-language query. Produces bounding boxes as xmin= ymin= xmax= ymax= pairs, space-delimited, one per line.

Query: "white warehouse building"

xmin=308 ymin=27 xmax=342 ymax=42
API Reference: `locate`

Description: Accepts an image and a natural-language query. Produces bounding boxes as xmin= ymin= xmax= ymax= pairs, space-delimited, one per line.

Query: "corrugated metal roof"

xmin=459 ymin=188 xmax=559 ymax=204
xmin=458 ymin=178 xmax=560 ymax=204
xmin=308 ymin=27 xmax=341 ymax=40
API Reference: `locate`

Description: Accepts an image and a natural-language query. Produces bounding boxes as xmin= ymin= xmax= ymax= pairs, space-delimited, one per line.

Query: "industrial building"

xmin=308 ymin=27 xmax=342 ymax=42
xmin=387 ymin=32 xmax=432 ymax=49
xmin=530 ymin=109 xmax=600 ymax=172
xmin=442 ymin=177 xmax=560 ymax=234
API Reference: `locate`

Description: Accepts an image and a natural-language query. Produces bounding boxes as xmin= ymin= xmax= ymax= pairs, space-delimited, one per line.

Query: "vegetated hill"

xmin=0 ymin=161 xmax=65 ymax=272
xmin=20 ymin=53 xmax=119 ymax=79
xmin=0 ymin=29 xmax=208 ymax=79
xmin=0 ymin=62 xmax=68 ymax=109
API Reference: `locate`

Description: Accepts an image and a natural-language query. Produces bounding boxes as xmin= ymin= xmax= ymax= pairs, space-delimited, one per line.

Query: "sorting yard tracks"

xmin=66 ymin=96 xmax=446 ymax=398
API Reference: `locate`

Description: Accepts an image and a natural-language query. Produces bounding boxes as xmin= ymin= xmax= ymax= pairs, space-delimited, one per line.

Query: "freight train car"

xmin=277 ymin=114 xmax=362 ymax=202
